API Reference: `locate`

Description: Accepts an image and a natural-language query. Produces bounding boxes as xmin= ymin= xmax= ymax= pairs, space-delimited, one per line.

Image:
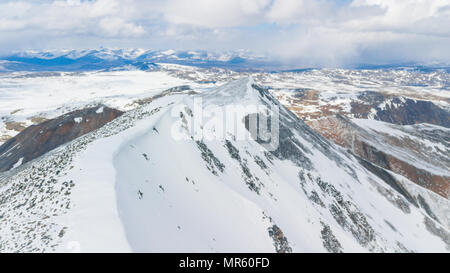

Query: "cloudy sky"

xmin=1 ymin=0 xmax=449 ymax=67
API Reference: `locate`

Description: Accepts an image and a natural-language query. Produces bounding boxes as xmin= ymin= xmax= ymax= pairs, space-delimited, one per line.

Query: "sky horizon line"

xmin=2 ymin=47 xmax=450 ymax=70
xmin=1 ymin=0 xmax=449 ymax=68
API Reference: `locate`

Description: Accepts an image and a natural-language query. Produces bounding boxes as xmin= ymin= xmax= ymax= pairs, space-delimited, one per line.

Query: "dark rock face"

xmin=356 ymin=156 xmax=417 ymax=206
xmin=268 ymin=225 xmax=292 ymax=253
xmin=195 ymin=140 xmax=225 ymax=176
xmin=224 ymin=140 xmax=261 ymax=194
xmin=353 ymin=91 xmax=450 ymax=128
xmin=423 ymin=217 xmax=450 ymax=250
xmin=354 ymin=140 xmax=449 ymax=199
xmin=0 ymin=106 xmax=123 ymax=172
xmin=417 ymin=195 xmax=440 ymax=223
xmin=320 ymin=222 xmax=343 ymax=253
xmin=376 ymin=99 xmax=450 ymax=127
xmin=308 ymin=115 xmax=450 ymax=199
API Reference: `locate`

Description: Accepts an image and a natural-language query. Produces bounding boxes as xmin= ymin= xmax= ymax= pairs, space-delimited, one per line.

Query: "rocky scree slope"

xmin=0 ymin=106 xmax=123 ymax=172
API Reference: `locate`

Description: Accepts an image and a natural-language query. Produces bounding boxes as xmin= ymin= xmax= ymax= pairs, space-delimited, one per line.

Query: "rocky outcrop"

xmin=275 ymin=88 xmax=450 ymax=128
xmin=320 ymin=222 xmax=343 ymax=253
xmin=0 ymin=106 xmax=123 ymax=172
xmin=268 ymin=225 xmax=292 ymax=253
xmin=353 ymin=91 xmax=450 ymax=128
xmin=308 ymin=116 xmax=450 ymax=199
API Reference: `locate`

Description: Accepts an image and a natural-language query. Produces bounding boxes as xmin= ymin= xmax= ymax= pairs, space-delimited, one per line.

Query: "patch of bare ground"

xmin=5 ymin=121 xmax=27 ymax=132
xmin=29 ymin=116 xmax=49 ymax=125
xmin=0 ymin=135 xmax=12 ymax=142
xmin=287 ymin=104 xmax=346 ymax=121
xmin=10 ymin=109 xmax=22 ymax=115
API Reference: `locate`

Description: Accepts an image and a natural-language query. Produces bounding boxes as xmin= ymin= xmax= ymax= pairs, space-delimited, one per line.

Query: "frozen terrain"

xmin=0 ymin=68 xmax=219 ymax=145
xmin=0 ymin=54 xmax=449 ymax=252
xmin=0 ymin=78 xmax=448 ymax=252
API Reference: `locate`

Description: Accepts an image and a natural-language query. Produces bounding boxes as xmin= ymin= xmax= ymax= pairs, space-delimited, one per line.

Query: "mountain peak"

xmin=200 ymin=77 xmax=261 ymax=105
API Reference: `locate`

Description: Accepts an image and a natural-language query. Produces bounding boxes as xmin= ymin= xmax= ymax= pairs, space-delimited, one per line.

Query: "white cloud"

xmin=99 ymin=18 xmax=145 ymax=37
xmin=0 ymin=0 xmax=145 ymax=35
xmin=0 ymin=0 xmax=449 ymax=66
xmin=160 ymin=0 xmax=271 ymax=27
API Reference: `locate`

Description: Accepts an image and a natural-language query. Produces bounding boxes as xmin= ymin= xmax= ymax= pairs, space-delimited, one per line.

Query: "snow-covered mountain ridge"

xmin=3 ymin=48 xmax=450 ymax=73
xmin=260 ymin=68 xmax=449 ymax=200
xmin=0 ymin=77 xmax=448 ymax=252
xmin=0 ymin=48 xmax=269 ymax=72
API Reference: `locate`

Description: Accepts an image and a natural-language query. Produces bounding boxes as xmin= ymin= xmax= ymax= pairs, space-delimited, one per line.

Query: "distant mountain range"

xmin=0 ymin=48 xmax=272 ymax=72
xmin=1 ymin=48 xmax=449 ymax=72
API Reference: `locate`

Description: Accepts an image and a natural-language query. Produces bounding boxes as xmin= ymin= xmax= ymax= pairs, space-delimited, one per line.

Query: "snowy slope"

xmin=0 ymin=69 xmax=219 ymax=146
xmin=308 ymin=116 xmax=450 ymax=198
xmin=0 ymin=78 xmax=449 ymax=252
xmin=351 ymin=119 xmax=450 ymax=177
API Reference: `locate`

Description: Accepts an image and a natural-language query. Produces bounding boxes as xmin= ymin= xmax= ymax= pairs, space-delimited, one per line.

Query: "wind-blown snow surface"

xmin=0 ymin=69 xmax=219 ymax=145
xmin=0 ymin=78 xmax=448 ymax=252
